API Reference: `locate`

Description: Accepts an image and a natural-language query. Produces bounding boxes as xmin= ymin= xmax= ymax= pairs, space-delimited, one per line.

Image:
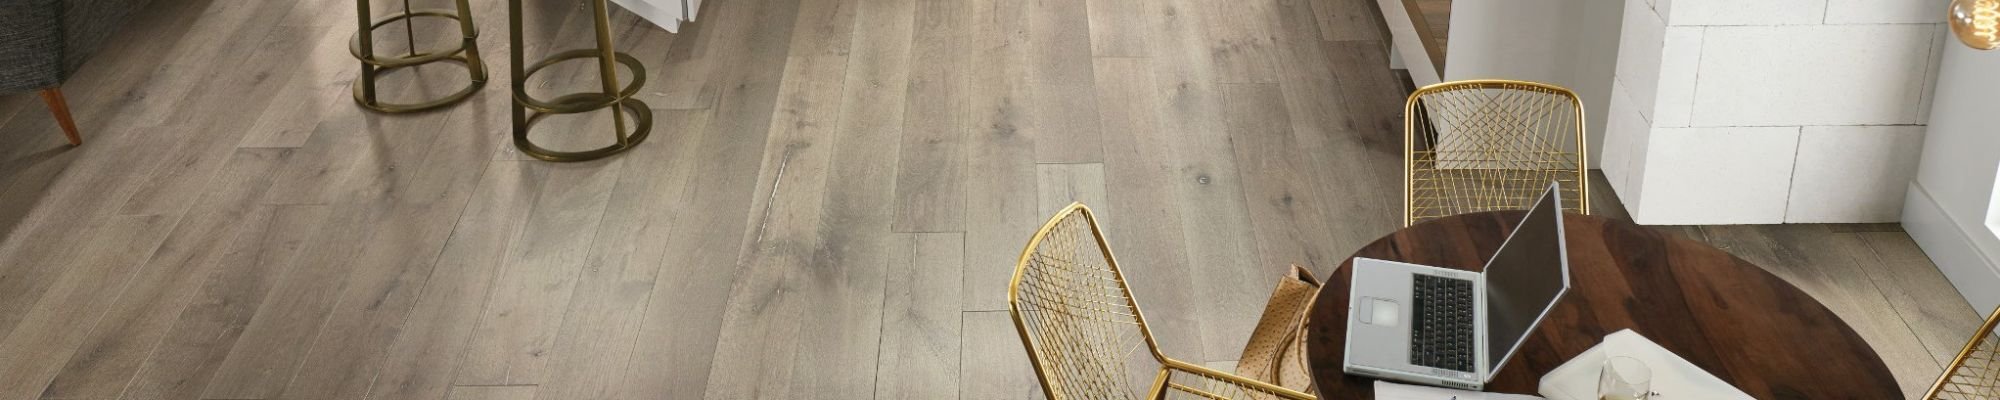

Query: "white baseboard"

xmin=1902 ymin=182 xmax=2000 ymax=312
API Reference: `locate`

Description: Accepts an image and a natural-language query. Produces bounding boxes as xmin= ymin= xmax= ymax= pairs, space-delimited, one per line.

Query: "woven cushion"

xmin=0 ymin=0 xmax=157 ymax=93
xmin=1236 ymin=264 xmax=1322 ymax=394
xmin=0 ymin=0 xmax=63 ymax=92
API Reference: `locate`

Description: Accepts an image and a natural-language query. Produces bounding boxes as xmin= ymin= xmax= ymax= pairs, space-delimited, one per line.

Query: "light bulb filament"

xmin=1977 ymin=0 xmax=2000 ymax=43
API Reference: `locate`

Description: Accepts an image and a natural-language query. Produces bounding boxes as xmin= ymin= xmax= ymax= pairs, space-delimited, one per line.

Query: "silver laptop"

xmin=1342 ymin=183 xmax=1571 ymax=390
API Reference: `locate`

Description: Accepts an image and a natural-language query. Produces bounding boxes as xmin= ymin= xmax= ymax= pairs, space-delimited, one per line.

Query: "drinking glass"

xmin=1597 ymin=356 xmax=1652 ymax=400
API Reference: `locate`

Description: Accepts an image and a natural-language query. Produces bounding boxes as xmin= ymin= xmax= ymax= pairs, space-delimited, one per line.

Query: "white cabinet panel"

xmin=615 ymin=0 xmax=696 ymax=32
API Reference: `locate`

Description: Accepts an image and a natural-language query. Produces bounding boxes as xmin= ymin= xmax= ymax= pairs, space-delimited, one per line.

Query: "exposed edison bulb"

xmin=1951 ymin=0 xmax=2000 ymax=50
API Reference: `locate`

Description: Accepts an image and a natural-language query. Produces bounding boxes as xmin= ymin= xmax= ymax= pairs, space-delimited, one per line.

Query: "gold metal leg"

xmin=350 ymin=0 xmax=488 ymax=113
xmin=508 ymin=0 xmax=652 ymax=162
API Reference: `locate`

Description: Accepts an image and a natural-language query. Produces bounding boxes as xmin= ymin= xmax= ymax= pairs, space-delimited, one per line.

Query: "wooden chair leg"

xmin=37 ymin=88 xmax=81 ymax=146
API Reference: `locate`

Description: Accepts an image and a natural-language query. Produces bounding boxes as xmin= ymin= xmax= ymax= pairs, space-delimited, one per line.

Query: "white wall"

xmin=1442 ymin=0 xmax=1624 ymax=165
xmin=1905 ymin=41 xmax=2000 ymax=313
xmin=1601 ymin=0 xmax=1945 ymax=225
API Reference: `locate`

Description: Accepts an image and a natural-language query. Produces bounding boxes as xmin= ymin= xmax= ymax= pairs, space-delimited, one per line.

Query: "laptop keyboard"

xmin=1410 ymin=274 xmax=1475 ymax=372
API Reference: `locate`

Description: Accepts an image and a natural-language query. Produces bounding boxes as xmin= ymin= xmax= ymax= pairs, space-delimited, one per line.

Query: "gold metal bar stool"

xmin=350 ymin=0 xmax=489 ymax=112
xmin=506 ymin=0 xmax=653 ymax=162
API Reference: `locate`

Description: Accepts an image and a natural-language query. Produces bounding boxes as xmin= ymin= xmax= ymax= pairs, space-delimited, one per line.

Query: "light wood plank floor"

xmin=0 ymin=0 xmax=1981 ymax=398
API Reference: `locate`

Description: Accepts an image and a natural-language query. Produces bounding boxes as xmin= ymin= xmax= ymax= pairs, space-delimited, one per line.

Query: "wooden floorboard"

xmin=614 ymin=70 xmax=771 ymax=400
xmin=0 ymin=215 xmax=174 ymax=399
xmin=959 ymin=311 xmax=1045 ymax=400
xmin=446 ymin=384 xmax=538 ymax=400
xmin=121 ymin=204 xmax=328 ymax=400
xmin=1203 ymin=0 xmax=1283 ymax=84
xmin=0 ymin=0 xmax=1975 ymax=397
xmin=1857 ymin=232 xmax=1986 ymax=366
xmin=281 ymin=114 xmax=510 ymax=398
xmin=1221 ymin=82 xmax=1347 ymax=358
xmin=1310 ymin=0 xmax=1388 ymax=41
xmin=1026 ymin=0 xmax=1105 ymax=164
xmin=1083 ymin=0 xmax=1149 ymax=57
xmin=887 ymin=0 xmax=969 ymax=234
xmin=198 ymin=202 xmax=384 ymax=399
xmin=363 ymin=160 xmax=547 ymax=400
xmin=960 ymin=0 xmax=1038 ymax=315
xmin=1091 ymin=56 xmax=1212 ymax=361
xmin=703 ymin=9 xmax=856 ymax=395
xmin=454 ymin=160 xmax=626 ymax=386
xmin=875 ymin=232 xmax=964 ymax=400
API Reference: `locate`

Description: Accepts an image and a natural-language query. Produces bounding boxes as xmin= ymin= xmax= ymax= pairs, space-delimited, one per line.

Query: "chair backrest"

xmin=1403 ymin=79 xmax=1589 ymax=227
xmin=1928 ymin=305 xmax=2000 ymax=399
xmin=1009 ymin=203 xmax=1163 ymax=400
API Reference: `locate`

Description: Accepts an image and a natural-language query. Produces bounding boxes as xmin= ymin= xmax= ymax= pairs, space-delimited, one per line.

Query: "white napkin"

xmin=1374 ymin=381 xmax=1545 ymax=400
xmin=1536 ymin=329 xmax=1752 ymax=400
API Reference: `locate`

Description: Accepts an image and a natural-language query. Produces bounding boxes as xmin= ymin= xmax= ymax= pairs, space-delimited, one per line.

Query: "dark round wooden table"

xmin=1304 ymin=212 xmax=1901 ymax=399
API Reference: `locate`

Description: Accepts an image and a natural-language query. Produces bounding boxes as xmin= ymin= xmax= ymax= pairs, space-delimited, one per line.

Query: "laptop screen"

xmin=1482 ymin=184 xmax=1571 ymax=372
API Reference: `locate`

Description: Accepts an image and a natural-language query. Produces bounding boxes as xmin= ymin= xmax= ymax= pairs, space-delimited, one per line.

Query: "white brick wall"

xmin=1603 ymin=0 xmax=1947 ymax=224
xmin=1653 ymin=27 xmax=1702 ymax=127
xmin=1787 ymin=126 xmax=1927 ymax=222
xmin=1600 ymin=79 xmax=1650 ymax=202
xmin=1614 ymin=0 xmax=1668 ymax=121
xmin=1634 ymin=127 xmax=1801 ymax=224
xmin=1691 ymin=25 xmax=1934 ymax=126
xmin=1668 ymin=0 xmax=1825 ymax=26
xmin=1825 ymin=0 xmax=1946 ymax=24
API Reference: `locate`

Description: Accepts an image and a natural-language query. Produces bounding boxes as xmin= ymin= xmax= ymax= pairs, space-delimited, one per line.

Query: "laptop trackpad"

xmin=1359 ymin=297 xmax=1399 ymax=327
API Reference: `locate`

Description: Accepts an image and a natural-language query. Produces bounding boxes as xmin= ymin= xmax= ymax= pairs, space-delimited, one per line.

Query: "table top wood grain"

xmin=1305 ymin=212 xmax=1901 ymax=399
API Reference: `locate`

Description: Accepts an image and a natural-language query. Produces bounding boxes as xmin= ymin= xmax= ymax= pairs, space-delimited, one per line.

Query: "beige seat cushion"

xmin=1236 ymin=264 xmax=1323 ymax=394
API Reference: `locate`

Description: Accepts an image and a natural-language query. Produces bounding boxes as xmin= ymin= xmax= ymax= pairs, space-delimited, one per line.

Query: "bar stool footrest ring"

xmin=349 ymin=9 xmax=480 ymax=67
xmin=514 ymin=93 xmax=652 ymax=162
xmin=351 ymin=55 xmax=488 ymax=113
xmin=512 ymin=49 xmax=647 ymax=113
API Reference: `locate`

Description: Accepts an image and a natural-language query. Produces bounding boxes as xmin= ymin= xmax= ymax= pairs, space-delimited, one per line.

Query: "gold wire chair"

xmin=1009 ymin=203 xmax=1316 ymax=400
xmin=1403 ymin=79 xmax=1589 ymax=227
xmin=1927 ymin=305 xmax=2000 ymax=399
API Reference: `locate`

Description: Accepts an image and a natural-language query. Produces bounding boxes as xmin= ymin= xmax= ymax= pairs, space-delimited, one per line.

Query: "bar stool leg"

xmin=350 ymin=0 xmax=488 ymax=113
xmin=590 ymin=0 xmax=630 ymax=146
xmin=356 ymin=0 xmax=379 ymax=106
xmin=453 ymin=0 xmax=487 ymax=80
xmin=508 ymin=0 xmax=653 ymax=162
xmin=508 ymin=0 xmax=528 ymax=135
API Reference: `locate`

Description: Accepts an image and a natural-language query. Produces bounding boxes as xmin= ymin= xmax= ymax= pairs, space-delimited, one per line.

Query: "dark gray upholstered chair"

xmin=1 ymin=0 xmax=154 ymax=145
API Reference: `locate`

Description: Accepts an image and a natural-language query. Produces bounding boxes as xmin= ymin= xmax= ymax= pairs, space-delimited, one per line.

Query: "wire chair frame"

xmin=1403 ymin=79 xmax=1589 ymax=227
xmin=1927 ymin=306 xmax=2000 ymax=399
xmin=1009 ymin=203 xmax=1315 ymax=400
